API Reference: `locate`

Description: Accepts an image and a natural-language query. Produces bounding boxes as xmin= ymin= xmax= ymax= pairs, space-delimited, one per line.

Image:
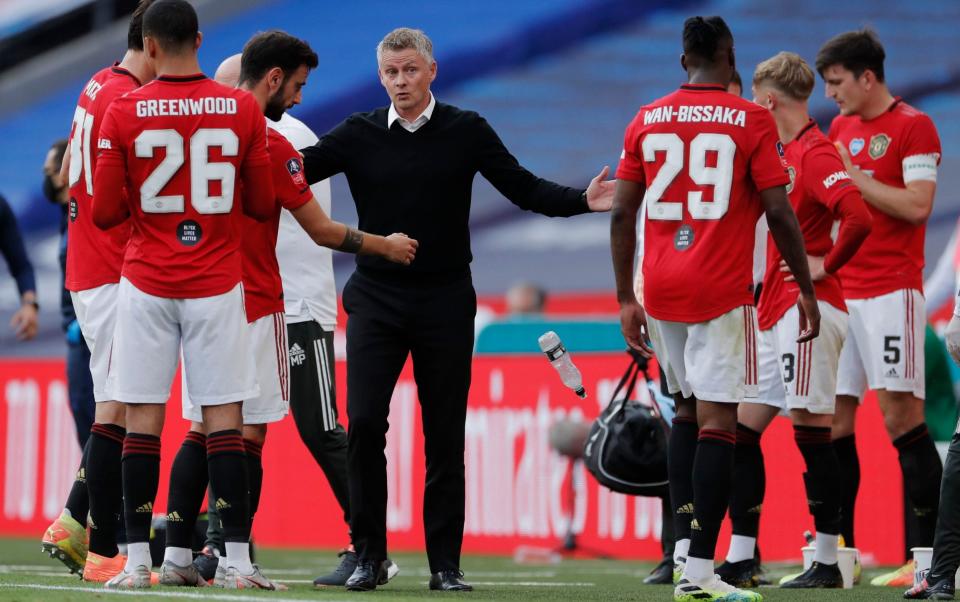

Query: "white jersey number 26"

xmin=135 ymin=128 xmax=238 ymax=214
xmin=642 ymin=132 xmax=735 ymax=221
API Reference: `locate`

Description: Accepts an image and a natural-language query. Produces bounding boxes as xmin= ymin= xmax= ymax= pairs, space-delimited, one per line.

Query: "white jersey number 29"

xmin=135 ymin=128 xmax=238 ymax=214
xmin=642 ymin=132 xmax=735 ymax=220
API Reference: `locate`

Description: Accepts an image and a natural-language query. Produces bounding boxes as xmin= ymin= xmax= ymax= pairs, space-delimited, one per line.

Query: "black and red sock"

xmin=668 ymin=416 xmax=698 ymax=544
xmin=165 ymin=431 xmax=209 ymax=549
xmin=794 ymin=425 xmax=841 ymax=535
xmin=206 ymin=430 xmax=250 ymax=543
xmin=833 ymin=434 xmax=859 ymax=546
xmin=729 ymin=423 xmax=765 ymax=538
xmin=121 ymin=433 xmax=161 ymax=544
xmin=894 ymin=424 xmax=943 ymax=546
xmin=688 ymin=428 xmax=736 ymax=560
xmin=86 ymin=422 xmax=125 ymax=557
xmin=63 ymin=437 xmax=91 ymax=524
xmin=244 ymin=439 xmax=264 ymax=526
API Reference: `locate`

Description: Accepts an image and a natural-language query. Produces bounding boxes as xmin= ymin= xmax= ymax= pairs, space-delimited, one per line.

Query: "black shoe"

xmin=429 ymin=570 xmax=473 ymax=591
xmin=905 ymin=576 xmax=956 ymax=599
xmin=191 ymin=545 xmax=219 ymax=583
xmin=314 ymin=549 xmax=358 ymax=587
xmin=643 ymin=557 xmax=674 ymax=585
xmin=345 ymin=559 xmax=385 ymax=592
xmin=716 ymin=558 xmax=761 ymax=588
xmin=780 ymin=561 xmax=843 ymax=589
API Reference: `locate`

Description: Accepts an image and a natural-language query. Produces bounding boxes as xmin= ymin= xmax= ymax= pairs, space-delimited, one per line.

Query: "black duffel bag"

xmin=583 ymin=350 xmax=670 ymax=497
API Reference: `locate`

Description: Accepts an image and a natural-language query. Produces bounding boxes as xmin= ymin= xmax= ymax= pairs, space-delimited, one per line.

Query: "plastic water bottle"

xmin=538 ymin=331 xmax=586 ymax=398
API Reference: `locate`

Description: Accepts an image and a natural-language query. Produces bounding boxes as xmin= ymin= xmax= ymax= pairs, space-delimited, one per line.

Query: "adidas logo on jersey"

xmin=676 ymin=503 xmax=694 ymax=514
xmin=215 ymin=498 xmax=231 ymax=511
xmin=289 ymin=343 xmax=306 ymax=367
xmin=76 ymin=467 xmax=86 ymax=482
xmin=166 ymin=511 xmax=183 ymax=523
xmin=690 ymin=519 xmax=702 ymax=531
xmin=135 ymin=502 xmax=153 ymax=514
xmin=748 ymin=504 xmax=763 ymax=514
xmin=886 ymin=367 xmax=899 ymax=378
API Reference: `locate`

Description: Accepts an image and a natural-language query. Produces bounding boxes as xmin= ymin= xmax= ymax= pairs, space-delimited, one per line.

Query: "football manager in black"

xmin=300 ymin=27 xmax=613 ymax=592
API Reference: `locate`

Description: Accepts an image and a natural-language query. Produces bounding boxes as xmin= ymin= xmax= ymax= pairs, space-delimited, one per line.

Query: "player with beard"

xmin=611 ymin=16 xmax=820 ymax=602
xmin=817 ymin=29 xmax=943 ymax=588
xmin=157 ymin=34 xmax=416 ymax=589
xmin=92 ymin=0 xmax=278 ymax=588
xmin=41 ymin=0 xmax=157 ymax=583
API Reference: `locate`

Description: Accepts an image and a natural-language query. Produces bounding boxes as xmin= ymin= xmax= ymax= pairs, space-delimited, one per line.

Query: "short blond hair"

xmin=753 ymin=51 xmax=815 ymax=101
xmin=376 ymin=28 xmax=434 ymax=65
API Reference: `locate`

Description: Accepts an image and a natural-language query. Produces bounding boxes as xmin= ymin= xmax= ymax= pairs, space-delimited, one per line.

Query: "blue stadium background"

xmin=1 ymin=0 xmax=958 ymax=355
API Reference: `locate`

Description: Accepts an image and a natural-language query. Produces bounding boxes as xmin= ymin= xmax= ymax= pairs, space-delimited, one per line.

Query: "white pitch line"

xmin=466 ymin=581 xmax=595 ymax=587
xmin=0 ymin=583 xmax=351 ymax=601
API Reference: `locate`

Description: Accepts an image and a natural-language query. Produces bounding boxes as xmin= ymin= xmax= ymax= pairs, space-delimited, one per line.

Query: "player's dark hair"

xmin=50 ymin=139 xmax=68 ymax=169
xmin=127 ymin=0 xmax=156 ymax=51
xmin=730 ymin=69 xmax=742 ymax=89
xmin=682 ymin=16 xmax=733 ymax=62
xmin=239 ymin=30 xmax=318 ymax=87
xmin=142 ymin=0 xmax=198 ymax=54
xmin=815 ymin=29 xmax=885 ymax=82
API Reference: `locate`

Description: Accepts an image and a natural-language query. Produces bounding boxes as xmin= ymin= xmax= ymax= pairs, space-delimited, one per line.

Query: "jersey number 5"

xmin=642 ymin=133 xmax=735 ymax=221
xmin=136 ymin=128 xmax=238 ymax=214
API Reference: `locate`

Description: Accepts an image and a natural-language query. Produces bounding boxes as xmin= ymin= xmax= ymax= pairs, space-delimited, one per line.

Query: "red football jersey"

xmin=242 ymin=130 xmax=313 ymax=323
xmin=828 ymin=99 xmax=941 ymax=299
xmin=617 ymin=83 xmax=790 ymax=322
xmin=96 ymin=74 xmax=271 ymax=298
xmin=64 ymin=64 xmax=139 ymax=291
xmin=758 ymin=121 xmax=859 ymax=329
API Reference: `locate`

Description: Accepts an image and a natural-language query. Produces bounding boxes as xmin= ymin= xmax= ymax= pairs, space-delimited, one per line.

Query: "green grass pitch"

xmin=0 ymin=537 xmax=919 ymax=601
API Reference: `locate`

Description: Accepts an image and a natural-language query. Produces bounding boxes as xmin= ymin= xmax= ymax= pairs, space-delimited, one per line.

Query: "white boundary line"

xmin=0 ymin=583 xmax=349 ymax=601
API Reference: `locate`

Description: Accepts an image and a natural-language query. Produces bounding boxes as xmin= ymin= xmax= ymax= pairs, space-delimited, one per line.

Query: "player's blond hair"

xmin=753 ymin=51 xmax=815 ymax=101
xmin=376 ymin=28 xmax=434 ymax=66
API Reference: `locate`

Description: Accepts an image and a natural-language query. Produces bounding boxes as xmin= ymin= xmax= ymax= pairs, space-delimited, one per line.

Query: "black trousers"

xmin=67 ymin=337 xmax=95 ymax=447
xmin=930 ymin=430 xmax=960 ymax=581
xmin=287 ymin=321 xmax=351 ymax=527
xmin=343 ymin=270 xmax=476 ymax=573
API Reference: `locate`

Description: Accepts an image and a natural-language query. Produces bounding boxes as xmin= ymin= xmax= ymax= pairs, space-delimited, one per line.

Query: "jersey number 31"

xmin=642 ymin=132 xmax=735 ymax=220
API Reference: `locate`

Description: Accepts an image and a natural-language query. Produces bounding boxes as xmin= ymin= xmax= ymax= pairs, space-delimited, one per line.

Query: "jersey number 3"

xmin=642 ymin=133 xmax=735 ymax=221
xmin=136 ymin=128 xmax=238 ymax=214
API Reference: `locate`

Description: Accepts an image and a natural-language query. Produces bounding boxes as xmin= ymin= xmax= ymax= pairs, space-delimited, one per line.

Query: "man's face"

xmin=43 ymin=147 xmax=66 ymax=204
xmin=378 ymin=48 xmax=436 ymax=115
xmin=822 ymin=64 xmax=868 ymax=116
xmin=266 ymin=64 xmax=310 ymax=121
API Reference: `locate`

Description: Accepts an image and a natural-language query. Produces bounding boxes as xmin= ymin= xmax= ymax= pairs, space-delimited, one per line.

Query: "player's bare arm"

xmin=290 ymin=199 xmax=417 ymax=265
xmin=610 ymin=178 xmax=653 ymax=357
xmin=760 ymin=185 xmax=820 ymax=341
xmin=835 ymin=142 xmax=935 ymax=225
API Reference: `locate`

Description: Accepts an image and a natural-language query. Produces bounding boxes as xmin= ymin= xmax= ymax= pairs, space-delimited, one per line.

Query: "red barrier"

xmin=0 ymin=356 xmax=901 ymax=564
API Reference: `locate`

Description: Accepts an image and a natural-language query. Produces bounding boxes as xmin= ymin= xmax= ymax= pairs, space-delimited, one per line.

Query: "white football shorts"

xmin=754 ymin=302 xmax=848 ymax=414
xmin=105 ymin=278 xmax=259 ymax=406
xmin=70 ymin=282 xmax=118 ymax=403
xmin=646 ymin=305 xmax=759 ymax=403
xmin=836 ymin=289 xmax=925 ymax=401
xmin=182 ymin=312 xmax=289 ymax=424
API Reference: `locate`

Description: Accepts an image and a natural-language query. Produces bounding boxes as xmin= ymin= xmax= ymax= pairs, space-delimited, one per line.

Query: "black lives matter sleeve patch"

xmin=674 ymin=224 xmax=694 ymax=251
xmin=177 ymin=220 xmax=202 ymax=246
xmin=69 ymin=197 xmax=78 ymax=222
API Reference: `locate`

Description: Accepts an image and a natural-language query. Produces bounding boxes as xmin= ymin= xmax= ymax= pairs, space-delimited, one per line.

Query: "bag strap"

xmin=609 ymin=352 xmax=642 ymax=411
